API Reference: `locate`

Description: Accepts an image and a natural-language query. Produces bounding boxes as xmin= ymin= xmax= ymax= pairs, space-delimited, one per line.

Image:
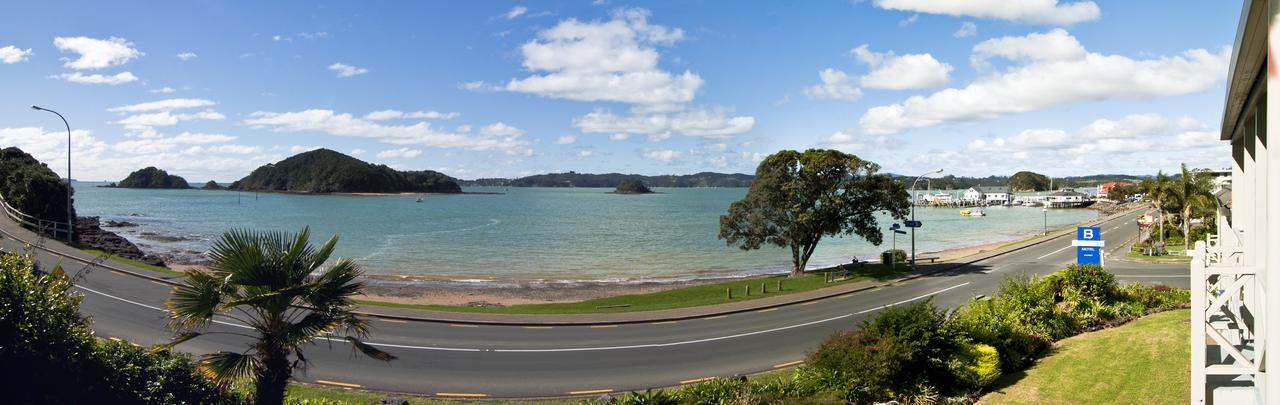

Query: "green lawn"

xmin=1125 ymin=249 xmax=1193 ymax=263
xmin=980 ymin=309 xmax=1190 ymax=404
xmin=75 ymin=247 xmax=184 ymax=277
xmin=357 ymin=263 xmax=907 ymax=315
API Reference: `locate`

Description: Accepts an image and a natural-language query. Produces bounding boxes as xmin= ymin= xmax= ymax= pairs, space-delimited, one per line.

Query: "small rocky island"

xmin=200 ymin=180 xmax=225 ymax=190
xmin=229 ymin=148 xmax=462 ymax=194
xmin=611 ymin=178 xmax=655 ymax=194
xmin=116 ymin=167 xmax=190 ymax=189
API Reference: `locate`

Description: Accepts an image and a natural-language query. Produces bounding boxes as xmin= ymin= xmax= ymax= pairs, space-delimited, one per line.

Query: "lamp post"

xmin=1042 ymin=207 xmax=1049 ymax=235
xmin=909 ymin=168 xmax=943 ymax=272
xmin=30 ymin=105 xmax=74 ymax=243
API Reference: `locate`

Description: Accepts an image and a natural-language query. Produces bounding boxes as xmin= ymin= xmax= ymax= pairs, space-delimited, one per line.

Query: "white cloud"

xmin=376 ymin=147 xmax=423 ymax=159
xmin=149 ymin=87 xmax=177 ymax=94
xmin=176 ymin=52 xmax=198 ymax=61
xmin=852 ymin=45 xmax=952 ymax=90
xmin=556 ymin=135 xmax=577 ymax=144
xmin=112 ymin=132 xmax=238 ymax=154
xmin=54 ymin=71 xmax=138 ymax=85
xmin=609 ymin=133 xmax=630 ymax=141
xmin=966 ymin=114 xmax=1224 ymax=161
xmin=363 ymin=109 xmax=460 ymax=121
xmin=872 ymin=0 xmax=1100 ymax=25
xmin=351 ymin=148 xmax=366 ymax=156
xmin=578 ymin=150 xmax=594 ymax=157
xmin=117 ymin=110 xmax=225 ymax=130
xmin=503 ymin=6 xmax=528 ymax=19
xmin=183 ymin=144 xmax=262 ymax=155
xmin=954 ymin=22 xmax=977 ymax=38
xmin=244 ymin=109 xmax=532 ymax=155
xmin=53 ymin=36 xmax=142 ymax=70
xmin=290 ymin=145 xmax=321 ymax=154
xmin=109 ymin=98 xmax=217 ymax=113
xmin=642 ymin=149 xmax=683 ymax=162
xmin=804 ymin=68 xmax=862 ymax=101
xmin=861 ymin=29 xmax=1231 ymax=135
xmin=898 ymin=14 xmax=919 ymax=27
xmin=574 ymin=107 xmax=754 ymax=139
xmin=328 ymin=63 xmax=368 ymax=77
xmin=0 ymin=45 xmax=33 ymax=64
xmin=504 ymin=8 xmax=699 ymax=109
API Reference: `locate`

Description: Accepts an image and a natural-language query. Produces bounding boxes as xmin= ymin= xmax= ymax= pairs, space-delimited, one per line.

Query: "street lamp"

xmin=31 ymin=105 xmax=74 ymax=243
xmin=909 ymin=168 xmax=943 ymax=272
xmin=1042 ymin=207 xmax=1049 ymax=236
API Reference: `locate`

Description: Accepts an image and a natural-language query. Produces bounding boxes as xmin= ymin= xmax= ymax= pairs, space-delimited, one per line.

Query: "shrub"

xmin=804 ymin=330 xmax=904 ymax=403
xmin=859 ymin=300 xmax=960 ymax=390
xmin=94 ymin=339 xmax=229 ymax=404
xmin=672 ymin=377 xmax=746 ymax=405
xmin=991 ymin=273 xmax=1074 ymax=340
xmin=615 ymin=389 xmax=676 ymax=405
xmin=1051 ymin=264 xmax=1117 ymax=301
xmin=948 ymin=343 xmax=1002 ymax=388
xmin=949 ymin=297 xmax=1049 ymax=372
xmin=881 ymin=249 xmax=907 ymax=265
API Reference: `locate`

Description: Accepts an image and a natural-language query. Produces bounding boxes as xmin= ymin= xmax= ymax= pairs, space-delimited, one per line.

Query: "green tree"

xmin=1008 ymin=171 xmax=1050 ymax=192
xmin=718 ymin=149 xmax=909 ymax=277
xmin=163 ymin=227 xmax=395 ymax=405
xmin=1139 ymin=171 xmax=1174 ymax=245
xmin=1166 ymin=164 xmax=1216 ymax=251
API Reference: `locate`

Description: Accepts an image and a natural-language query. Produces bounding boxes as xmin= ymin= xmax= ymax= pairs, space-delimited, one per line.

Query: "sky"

xmin=0 ymin=1 xmax=1242 ymax=182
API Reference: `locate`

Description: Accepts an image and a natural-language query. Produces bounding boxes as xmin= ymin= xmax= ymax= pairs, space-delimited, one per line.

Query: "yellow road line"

xmin=798 ymin=301 xmax=818 ymax=306
xmin=315 ymin=380 xmax=362 ymax=388
xmin=436 ymin=392 xmax=489 ymax=398
xmin=450 ymin=324 xmax=479 ymax=328
xmin=680 ymin=376 xmax=717 ymax=384
xmin=650 ymin=321 xmax=678 ymax=325
xmin=702 ymin=315 xmax=727 ymax=320
xmin=523 ymin=326 xmax=554 ymax=329
xmin=377 ymin=318 xmax=408 ymax=323
xmin=568 ymin=389 xmax=614 ymax=395
xmin=773 ymin=360 xmax=804 ymax=368
xmin=755 ymin=308 xmax=778 ymax=313
xmin=589 ymin=325 xmax=618 ymax=328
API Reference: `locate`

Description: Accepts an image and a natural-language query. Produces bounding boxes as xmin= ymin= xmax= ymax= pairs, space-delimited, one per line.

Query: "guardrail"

xmin=0 ymin=191 xmax=71 ymax=241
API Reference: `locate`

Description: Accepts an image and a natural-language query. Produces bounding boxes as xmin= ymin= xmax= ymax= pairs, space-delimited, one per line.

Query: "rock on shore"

xmin=75 ymin=216 xmax=166 ymax=267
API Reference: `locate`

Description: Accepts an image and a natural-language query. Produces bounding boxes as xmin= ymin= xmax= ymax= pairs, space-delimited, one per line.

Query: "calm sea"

xmin=72 ymin=183 xmax=1097 ymax=283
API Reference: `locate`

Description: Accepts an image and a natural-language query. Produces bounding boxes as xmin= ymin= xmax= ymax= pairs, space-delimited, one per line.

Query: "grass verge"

xmin=287 ymin=383 xmax=578 ymax=404
xmin=1124 ymin=249 xmax=1192 ymax=263
xmin=75 ymin=247 xmax=184 ymax=277
xmin=357 ymin=263 xmax=907 ymax=315
xmin=980 ymin=309 xmax=1190 ymax=404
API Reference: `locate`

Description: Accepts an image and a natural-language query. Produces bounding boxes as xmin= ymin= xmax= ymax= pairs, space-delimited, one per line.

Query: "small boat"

xmin=960 ymin=209 xmax=986 ymax=217
xmin=415 ymin=196 xmax=424 ymax=203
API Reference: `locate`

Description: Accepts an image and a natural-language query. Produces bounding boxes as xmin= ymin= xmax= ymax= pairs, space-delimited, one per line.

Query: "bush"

xmin=949 ymin=297 xmax=1049 ymax=372
xmin=948 ymin=342 xmax=1002 ymax=388
xmin=615 ymin=389 xmax=677 ymax=405
xmin=1050 ymin=264 xmax=1117 ymax=301
xmin=881 ymin=249 xmax=907 ymax=265
xmin=94 ymin=339 xmax=228 ymax=404
xmin=672 ymin=377 xmax=746 ymax=405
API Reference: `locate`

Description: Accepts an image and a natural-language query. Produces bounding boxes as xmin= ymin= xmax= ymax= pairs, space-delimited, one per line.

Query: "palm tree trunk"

xmin=1184 ymin=206 xmax=1193 ymax=252
xmin=254 ymin=344 xmax=292 ymax=405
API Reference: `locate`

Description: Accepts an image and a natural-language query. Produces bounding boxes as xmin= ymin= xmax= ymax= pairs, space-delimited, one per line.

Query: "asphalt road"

xmin=0 ymin=209 xmax=1188 ymax=399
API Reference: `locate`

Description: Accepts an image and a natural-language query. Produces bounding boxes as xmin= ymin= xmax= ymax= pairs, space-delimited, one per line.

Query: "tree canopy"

xmin=719 ymin=149 xmax=910 ymax=277
xmin=119 ymin=167 xmax=190 ymax=189
xmin=1008 ymin=171 xmax=1051 ymax=191
xmin=0 ymin=147 xmax=76 ymax=226
xmin=229 ymin=148 xmax=460 ymax=193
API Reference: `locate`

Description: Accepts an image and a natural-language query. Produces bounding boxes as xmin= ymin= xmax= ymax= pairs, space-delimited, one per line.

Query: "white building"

xmin=1189 ymin=1 xmax=1276 ymax=403
xmin=961 ymin=186 xmax=1012 ymax=204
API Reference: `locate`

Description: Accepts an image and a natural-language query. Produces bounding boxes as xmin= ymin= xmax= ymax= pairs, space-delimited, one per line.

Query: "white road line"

xmin=1037 ymin=245 xmax=1072 ymax=260
xmin=75 ymin=279 xmax=973 ymax=353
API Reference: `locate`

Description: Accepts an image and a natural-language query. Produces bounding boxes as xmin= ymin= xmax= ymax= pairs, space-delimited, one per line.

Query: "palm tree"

xmin=162 ymin=227 xmax=394 ymax=405
xmin=1167 ymin=163 xmax=1216 ymax=251
xmin=1139 ymin=171 xmax=1173 ymax=246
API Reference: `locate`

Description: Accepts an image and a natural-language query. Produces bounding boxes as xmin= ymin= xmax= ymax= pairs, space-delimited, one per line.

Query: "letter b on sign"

xmin=1077 ymin=226 xmax=1101 ymax=241
xmin=1083 ymin=229 xmax=1094 ymax=240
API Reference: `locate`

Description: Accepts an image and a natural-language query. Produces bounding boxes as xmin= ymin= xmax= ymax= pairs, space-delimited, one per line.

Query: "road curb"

xmin=0 ymin=206 xmax=1143 ymax=326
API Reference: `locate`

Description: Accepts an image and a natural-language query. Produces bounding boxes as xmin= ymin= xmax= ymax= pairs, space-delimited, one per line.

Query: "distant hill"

xmin=888 ymin=173 xmax=1150 ymax=191
xmin=228 ymin=149 xmax=461 ymax=193
xmin=118 ymin=167 xmax=190 ymax=189
xmin=612 ymin=178 xmax=654 ymax=194
xmin=461 ymin=171 xmax=754 ymax=188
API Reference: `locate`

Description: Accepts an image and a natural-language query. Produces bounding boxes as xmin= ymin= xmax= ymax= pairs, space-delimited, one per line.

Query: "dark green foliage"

xmin=719 ymin=149 xmax=910 ymax=277
xmin=119 ymin=166 xmax=191 ymax=188
xmin=615 ymin=389 xmax=677 ymax=405
xmin=881 ymin=249 xmax=907 ymax=265
xmin=1008 ymin=171 xmax=1051 ymax=191
xmin=464 ymin=171 xmax=754 ymax=187
xmin=228 ymin=148 xmax=460 ymax=193
xmin=201 ymin=180 xmax=225 ymax=190
xmin=1108 ymin=183 xmax=1140 ymax=201
xmin=950 ymin=297 xmax=1050 ymax=371
xmin=0 ymin=252 xmax=232 ymax=403
xmin=614 ymin=178 xmax=654 ymax=194
xmin=0 ymin=147 xmax=76 ymax=226
xmin=804 ymin=331 xmax=907 ymax=402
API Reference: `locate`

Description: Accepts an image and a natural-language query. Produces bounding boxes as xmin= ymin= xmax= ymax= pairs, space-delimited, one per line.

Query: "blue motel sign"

xmin=1073 ymin=226 xmax=1105 ymax=266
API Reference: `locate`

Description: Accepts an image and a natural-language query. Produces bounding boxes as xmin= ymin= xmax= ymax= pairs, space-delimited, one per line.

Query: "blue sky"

xmin=0 ymin=1 xmax=1241 ymax=182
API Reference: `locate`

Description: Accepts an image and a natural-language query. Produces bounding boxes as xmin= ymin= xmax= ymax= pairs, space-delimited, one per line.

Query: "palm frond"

xmin=155 ymin=331 xmax=203 ymax=352
xmin=345 ymin=336 xmax=396 ymax=361
xmin=199 ymin=350 xmax=258 ymax=383
xmin=166 ymin=271 xmax=224 ymax=330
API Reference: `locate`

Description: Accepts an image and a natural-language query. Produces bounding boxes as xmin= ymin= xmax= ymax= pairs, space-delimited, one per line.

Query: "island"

xmin=610 ymin=178 xmax=655 ymax=194
xmin=228 ymin=148 xmax=462 ymax=194
xmin=200 ymin=180 xmax=225 ymax=190
xmin=117 ymin=167 xmax=190 ymax=189
xmin=462 ymin=171 xmax=754 ymax=187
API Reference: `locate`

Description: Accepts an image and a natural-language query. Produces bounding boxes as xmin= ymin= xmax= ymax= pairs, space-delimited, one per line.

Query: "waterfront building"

xmin=1098 ymin=181 xmax=1134 ymax=200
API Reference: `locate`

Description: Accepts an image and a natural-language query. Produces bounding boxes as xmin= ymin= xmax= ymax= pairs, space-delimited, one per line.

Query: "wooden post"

xmin=777 ymin=279 xmax=782 ymax=292
xmin=726 ymin=287 xmax=732 ymax=300
xmin=761 ymin=282 xmax=767 ymax=294
xmin=745 ymin=285 xmax=750 ymax=296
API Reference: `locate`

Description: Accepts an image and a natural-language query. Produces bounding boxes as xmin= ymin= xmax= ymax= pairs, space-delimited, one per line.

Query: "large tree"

xmin=1139 ymin=171 xmax=1174 ymax=245
xmin=163 ymin=227 xmax=395 ymax=405
xmin=1007 ymin=171 xmax=1050 ymax=192
xmin=718 ymin=149 xmax=910 ymax=277
xmin=1166 ymin=164 xmax=1216 ymax=251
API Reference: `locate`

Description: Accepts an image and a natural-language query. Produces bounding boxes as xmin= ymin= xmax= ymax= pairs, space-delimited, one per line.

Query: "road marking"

xmin=681 ymin=377 xmax=717 ymax=384
xmin=798 ymin=301 xmax=818 ymax=306
xmin=436 ymin=392 xmax=488 ymax=398
xmin=449 ymin=324 xmax=479 ymax=328
xmin=315 ymin=380 xmax=362 ymax=388
xmin=589 ymin=325 xmax=618 ymax=328
xmin=377 ymin=318 xmax=408 ymax=323
xmin=773 ymin=360 xmax=804 ymax=368
xmin=150 ymin=280 xmax=169 ymax=287
xmin=1116 ymin=274 xmax=1190 ymax=278
xmin=650 ymin=321 xmax=678 ymax=325
xmin=855 ymin=283 xmax=971 ymax=315
xmin=701 ymin=315 xmax=727 ymax=320
xmin=755 ymin=308 xmax=778 ymax=313
xmin=522 ymin=326 xmax=553 ymax=329
xmin=568 ymin=389 xmax=614 ymax=395
xmin=1036 ymin=245 xmax=1072 ymax=260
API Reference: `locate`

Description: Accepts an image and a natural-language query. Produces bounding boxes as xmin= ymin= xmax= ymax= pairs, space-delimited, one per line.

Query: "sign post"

xmin=1071 ymin=226 xmax=1105 ymax=266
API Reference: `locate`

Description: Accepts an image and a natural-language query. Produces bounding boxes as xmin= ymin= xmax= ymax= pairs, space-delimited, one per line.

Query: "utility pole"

xmin=31 ymin=105 xmax=74 ymax=243
xmin=909 ymin=169 xmax=944 ymax=272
